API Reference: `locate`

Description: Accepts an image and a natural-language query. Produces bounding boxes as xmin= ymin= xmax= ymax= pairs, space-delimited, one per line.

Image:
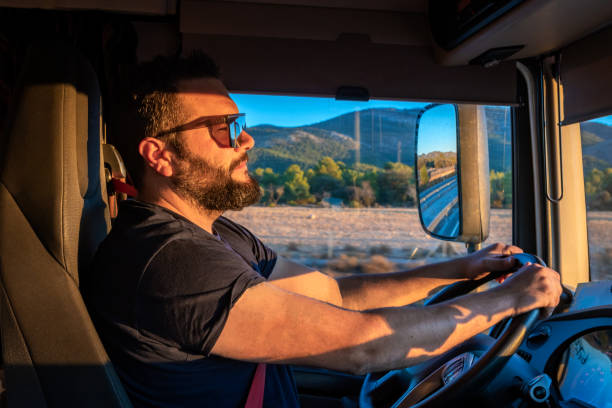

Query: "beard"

xmin=170 ymin=149 xmax=261 ymax=212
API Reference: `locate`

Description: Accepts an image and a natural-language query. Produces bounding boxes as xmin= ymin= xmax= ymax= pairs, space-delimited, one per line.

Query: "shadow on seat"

xmin=0 ymin=41 xmax=132 ymax=407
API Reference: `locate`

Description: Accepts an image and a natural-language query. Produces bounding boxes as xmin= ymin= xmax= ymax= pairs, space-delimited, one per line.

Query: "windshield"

xmin=226 ymin=94 xmax=512 ymax=279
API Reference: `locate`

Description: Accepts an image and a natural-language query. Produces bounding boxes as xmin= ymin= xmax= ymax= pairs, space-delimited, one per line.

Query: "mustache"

xmin=229 ymin=152 xmax=249 ymax=172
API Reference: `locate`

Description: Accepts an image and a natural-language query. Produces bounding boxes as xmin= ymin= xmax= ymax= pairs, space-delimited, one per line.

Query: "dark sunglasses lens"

xmin=229 ymin=115 xmax=247 ymax=148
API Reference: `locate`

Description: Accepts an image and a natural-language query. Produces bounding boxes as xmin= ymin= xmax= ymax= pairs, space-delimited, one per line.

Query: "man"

xmin=86 ymin=53 xmax=562 ymax=407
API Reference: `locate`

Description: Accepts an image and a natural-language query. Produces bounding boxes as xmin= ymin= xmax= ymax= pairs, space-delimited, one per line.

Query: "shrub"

xmin=369 ymin=244 xmax=392 ymax=255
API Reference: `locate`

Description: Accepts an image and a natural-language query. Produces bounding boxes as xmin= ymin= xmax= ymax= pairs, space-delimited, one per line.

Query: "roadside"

xmin=226 ymin=207 xmax=611 ymax=281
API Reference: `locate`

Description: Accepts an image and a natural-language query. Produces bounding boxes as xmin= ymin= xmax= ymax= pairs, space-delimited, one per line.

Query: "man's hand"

xmin=495 ymin=262 xmax=563 ymax=316
xmin=462 ymin=243 xmax=523 ymax=280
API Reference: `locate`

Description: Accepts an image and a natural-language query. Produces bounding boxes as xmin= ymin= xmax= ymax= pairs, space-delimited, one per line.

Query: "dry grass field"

xmin=226 ymin=206 xmax=612 ymax=281
xmin=585 ymin=211 xmax=612 ymax=281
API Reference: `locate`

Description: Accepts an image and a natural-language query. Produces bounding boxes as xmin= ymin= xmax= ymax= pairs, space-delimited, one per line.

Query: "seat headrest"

xmin=0 ymin=40 xmax=110 ymax=284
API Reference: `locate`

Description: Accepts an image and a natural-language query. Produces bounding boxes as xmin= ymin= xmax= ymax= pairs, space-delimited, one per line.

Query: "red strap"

xmin=111 ymin=178 xmax=138 ymax=197
xmin=244 ymin=363 xmax=266 ymax=408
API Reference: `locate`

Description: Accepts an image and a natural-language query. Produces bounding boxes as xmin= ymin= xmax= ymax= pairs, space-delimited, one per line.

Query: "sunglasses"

xmin=156 ymin=113 xmax=247 ymax=148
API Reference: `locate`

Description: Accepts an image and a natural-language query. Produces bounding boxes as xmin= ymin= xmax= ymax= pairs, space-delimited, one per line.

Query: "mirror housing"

xmin=457 ymin=104 xmax=490 ymax=244
xmin=415 ymin=104 xmax=490 ymax=244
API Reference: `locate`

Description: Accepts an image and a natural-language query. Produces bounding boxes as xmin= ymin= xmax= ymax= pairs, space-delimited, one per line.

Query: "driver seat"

xmin=0 ymin=41 xmax=132 ymax=407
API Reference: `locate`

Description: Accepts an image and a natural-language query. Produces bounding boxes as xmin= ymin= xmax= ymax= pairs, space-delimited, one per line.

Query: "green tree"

xmin=315 ymin=156 xmax=343 ymax=180
xmin=418 ymin=165 xmax=429 ymax=187
xmin=254 ymin=167 xmax=280 ymax=186
xmin=378 ymin=162 xmax=415 ymax=206
xmin=308 ymin=156 xmax=345 ymax=196
xmin=490 ymin=170 xmax=512 ymax=208
xmin=282 ymin=164 xmax=312 ymax=203
xmin=255 ymin=167 xmax=284 ymax=205
xmin=358 ymin=169 xmax=380 ymax=198
xmin=342 ymin=168 xmax=360 ymax=186
xmin=585 ymin=167 xmax=612 ymax=210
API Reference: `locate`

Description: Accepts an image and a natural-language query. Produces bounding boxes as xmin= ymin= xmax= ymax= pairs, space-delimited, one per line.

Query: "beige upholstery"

xmin=0 ymin=41 xmax=131 ymax=407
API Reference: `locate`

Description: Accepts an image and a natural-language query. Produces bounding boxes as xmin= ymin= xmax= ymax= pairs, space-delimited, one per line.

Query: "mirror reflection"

xmin=416 ymin=104 xmax=460 ymax=239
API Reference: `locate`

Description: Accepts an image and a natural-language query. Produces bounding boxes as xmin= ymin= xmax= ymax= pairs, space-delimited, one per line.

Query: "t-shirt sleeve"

xmin=216 ymin=217 xmax=278 ymax=278
xmin=135 ymin=238 xmax=265 ymax=356
xmin=244 ymin=229 xmax=277 ymax=278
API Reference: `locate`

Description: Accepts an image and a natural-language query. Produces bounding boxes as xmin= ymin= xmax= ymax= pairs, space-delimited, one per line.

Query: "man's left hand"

xmin=462 ymin=243 xmax=523 ymax=281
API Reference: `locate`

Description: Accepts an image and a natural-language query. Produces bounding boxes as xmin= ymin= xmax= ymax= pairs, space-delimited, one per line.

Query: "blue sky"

xmin=590 ymin=115 xmax=612 ymax=126
xmin=231 ymin=93 xmax=427 ymax=127
xmin=231 ymin=93 xmax=612 ymax=130
xmin=417 ymin=105 xmax=457 ymax=154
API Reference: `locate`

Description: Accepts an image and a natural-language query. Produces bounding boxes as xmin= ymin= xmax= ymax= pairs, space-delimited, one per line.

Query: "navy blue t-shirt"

xmin=85 ymin=200 xmax=299 ymax=407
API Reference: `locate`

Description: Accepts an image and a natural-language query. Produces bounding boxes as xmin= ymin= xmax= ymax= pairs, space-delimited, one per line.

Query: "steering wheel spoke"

xmin=395 ymin=362 xmax=445 ymax=407
xmin=395 ymin=352 xmax=478 ymax=407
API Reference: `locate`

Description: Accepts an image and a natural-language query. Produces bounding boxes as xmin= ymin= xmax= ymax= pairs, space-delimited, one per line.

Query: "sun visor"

xmin=178 ymin=0 xmax=517 ymax=105
xmin=182 ymin=34 xmax=517 ymax=105
xmin=561 ymin=25 xmax=612 ymax=124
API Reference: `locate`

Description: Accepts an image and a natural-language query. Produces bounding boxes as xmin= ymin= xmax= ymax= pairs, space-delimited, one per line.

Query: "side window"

xmin=483 ymin=107 xmax=513 ymax=247
xmin=580 ymin=115 xmax=612 ymax=282
xmin=226 ymin=95 xmax=512 ymax=276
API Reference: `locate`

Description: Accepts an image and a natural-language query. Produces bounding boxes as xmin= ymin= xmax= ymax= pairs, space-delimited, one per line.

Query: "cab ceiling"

xmin=3 ymin=0 xmax=611 ymax=105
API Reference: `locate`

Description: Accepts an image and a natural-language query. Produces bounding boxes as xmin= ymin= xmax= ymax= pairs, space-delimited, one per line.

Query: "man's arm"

xmin=267 ymin=257 xmax=343 ymax=306
xmin=211 ymin=262 xmax=561 ymax=374
xmin=269 ymin=243 xmax=522 ymax=310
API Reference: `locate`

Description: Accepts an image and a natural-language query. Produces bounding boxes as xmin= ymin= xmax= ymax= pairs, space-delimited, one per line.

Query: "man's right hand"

xmin=496 ymin=262 xmax=563 ymax=316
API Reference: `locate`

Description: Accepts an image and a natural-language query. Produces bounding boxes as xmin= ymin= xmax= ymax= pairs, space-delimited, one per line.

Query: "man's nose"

xmin=237 ymin=130 xmax=254 ymax=151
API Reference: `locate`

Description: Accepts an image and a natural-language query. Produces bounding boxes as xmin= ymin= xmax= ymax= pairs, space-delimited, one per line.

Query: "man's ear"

xmin=138 ymin=137 xmax=175 ymax=177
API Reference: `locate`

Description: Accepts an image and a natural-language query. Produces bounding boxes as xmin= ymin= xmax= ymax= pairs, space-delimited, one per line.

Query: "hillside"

xmin=247 ymin=106 xmax=611 ymax=176
xmin=248 ymin=108 xmax=420 ymax=172
xmin=581 ymin=121 xmax=612 ymax=168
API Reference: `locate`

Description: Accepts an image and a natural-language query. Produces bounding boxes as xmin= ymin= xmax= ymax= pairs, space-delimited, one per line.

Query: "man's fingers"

xmin=503 ymin=263 xmax=563 ymax=313
xmin=483 ymin=255 xmax=517 ymax=271
xmin=541 ymin=307 xmax=555 ymax=319
xmin=502 ymin=245 xmax=523 ymax=255
xmin=484 ymin=243 xmax=524 ymax=255
xmin=495 ymin=273 xmax=510 ymax=284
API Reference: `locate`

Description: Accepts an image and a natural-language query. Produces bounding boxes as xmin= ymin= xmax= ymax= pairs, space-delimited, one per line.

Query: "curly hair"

xmin=112 ymin=51 xmax=221 ymax=189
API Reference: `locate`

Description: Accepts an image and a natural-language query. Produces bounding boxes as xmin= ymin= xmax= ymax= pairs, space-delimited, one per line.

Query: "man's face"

xmin=168 ymin=78 xmax=261 ymax=211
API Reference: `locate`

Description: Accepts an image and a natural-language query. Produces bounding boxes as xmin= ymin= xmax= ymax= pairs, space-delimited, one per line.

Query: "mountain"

xmin=582 ymin=121 xmax=612 ymax=140
xmin=581 ymin=121 xmax=612 ymax=168
xmin=247 ymin=106 xmax=612 ymax=175
xmin=248 ymin=108 xmax=420 ymax=172
xmin=581 ymin=130 xmax=603 ymax=147
xmin=248 ymin=125 xmax=357 ymax=171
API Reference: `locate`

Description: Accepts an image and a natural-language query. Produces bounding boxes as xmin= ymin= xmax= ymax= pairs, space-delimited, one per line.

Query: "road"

xmin=419 ymin=175 xmax=460 ymax=237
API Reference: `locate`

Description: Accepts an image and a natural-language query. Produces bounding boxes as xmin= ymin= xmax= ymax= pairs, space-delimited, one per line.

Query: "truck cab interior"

xmin=0 ymin=1 xmax=611 ymax=407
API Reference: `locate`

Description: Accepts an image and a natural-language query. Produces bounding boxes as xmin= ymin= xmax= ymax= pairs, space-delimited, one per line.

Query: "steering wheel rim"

xmin=359 ymin=253 xmax=544 ymax=408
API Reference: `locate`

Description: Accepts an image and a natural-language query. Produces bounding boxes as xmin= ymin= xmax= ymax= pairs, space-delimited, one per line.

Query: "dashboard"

xmin=493 ymin=280 xmax=612 ymax=408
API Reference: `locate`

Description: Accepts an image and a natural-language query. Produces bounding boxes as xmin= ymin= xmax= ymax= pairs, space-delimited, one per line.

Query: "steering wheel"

xmin=359 ymin=253 xmax=545 ymax=408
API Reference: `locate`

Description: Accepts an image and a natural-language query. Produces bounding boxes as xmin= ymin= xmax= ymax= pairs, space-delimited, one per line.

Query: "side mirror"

xmin=415 ymin=104 xmax=490 ymax=244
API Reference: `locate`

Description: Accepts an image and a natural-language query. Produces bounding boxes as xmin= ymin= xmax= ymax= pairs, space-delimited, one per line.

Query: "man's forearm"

xmin=274 ymin=285 xmax=518 ymax=375
xmin=348 ymin=286 xmax=517 ymax=373
xmin=337 ymin=257 xmax=470 ymax=310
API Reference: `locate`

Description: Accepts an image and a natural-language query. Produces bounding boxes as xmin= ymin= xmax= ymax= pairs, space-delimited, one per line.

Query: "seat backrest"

xmin=0 ymin=41 xmax=132 ymax=407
